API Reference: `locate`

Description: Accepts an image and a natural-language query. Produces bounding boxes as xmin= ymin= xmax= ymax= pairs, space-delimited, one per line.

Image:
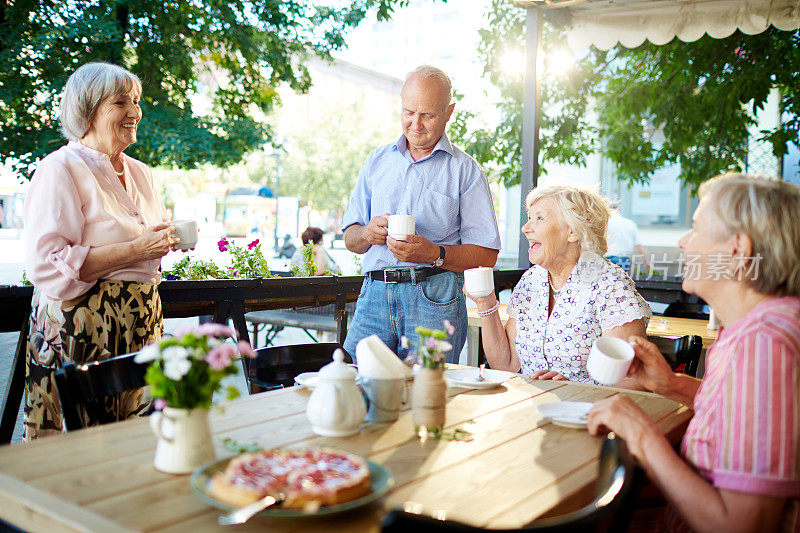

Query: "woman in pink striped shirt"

xmin=588 ymin=173 xmax=800 ymax=532
xmin=23 ymin=63 xmax=180 ymax=439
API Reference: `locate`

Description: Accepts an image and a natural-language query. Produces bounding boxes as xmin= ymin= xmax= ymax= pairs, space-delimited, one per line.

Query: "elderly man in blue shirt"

xmin=342 ymin=65 xmax=501 ymax=363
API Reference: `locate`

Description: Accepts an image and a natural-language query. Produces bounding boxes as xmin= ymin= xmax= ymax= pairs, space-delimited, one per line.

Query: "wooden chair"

xmin=53 ymin=352 xmax=149 ymax=431
xmin=244 ymin=343 xmax=351 ymax=394
xmin=381 ymin=434 xmax=640 ymax=533
xmin=647 ymin=334 xmax=703 ymax=377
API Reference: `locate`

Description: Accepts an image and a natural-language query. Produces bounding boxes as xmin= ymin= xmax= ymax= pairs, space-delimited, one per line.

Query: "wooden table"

xmin=0 ymin=371 xmax=692 ymax=532
xmin=466 ymin=305 xmax=718 ymax=366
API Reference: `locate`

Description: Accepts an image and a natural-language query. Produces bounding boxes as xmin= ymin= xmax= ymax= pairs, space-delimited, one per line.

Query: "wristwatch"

xmin=433 ymin=245 xmax=445 ymax=267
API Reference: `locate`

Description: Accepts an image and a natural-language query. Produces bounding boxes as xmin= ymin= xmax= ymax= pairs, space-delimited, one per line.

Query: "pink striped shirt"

xmin=668 ymin=296 xmax=800 ymax=532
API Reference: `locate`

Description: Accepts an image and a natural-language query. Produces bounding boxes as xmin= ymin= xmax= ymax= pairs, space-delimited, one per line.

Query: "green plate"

xmin=189 ymin=455 xmax=394 ymax=518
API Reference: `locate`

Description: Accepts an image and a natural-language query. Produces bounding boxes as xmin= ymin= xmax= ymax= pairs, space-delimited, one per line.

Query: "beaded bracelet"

xmin=477 ymin=302 xmax=500 ymax=317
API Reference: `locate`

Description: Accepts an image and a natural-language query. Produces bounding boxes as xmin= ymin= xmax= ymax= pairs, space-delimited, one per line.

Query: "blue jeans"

xmin=343 ymin=271 xmax=467 ymax=364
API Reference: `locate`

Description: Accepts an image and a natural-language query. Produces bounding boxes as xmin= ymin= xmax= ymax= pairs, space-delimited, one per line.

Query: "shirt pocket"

xmin=416 ymin=190 xmax=459 ymax=242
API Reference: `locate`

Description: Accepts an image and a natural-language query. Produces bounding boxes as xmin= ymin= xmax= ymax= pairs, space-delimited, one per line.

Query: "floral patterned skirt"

xmin=24 ymin=280 xmax=163 ymax=440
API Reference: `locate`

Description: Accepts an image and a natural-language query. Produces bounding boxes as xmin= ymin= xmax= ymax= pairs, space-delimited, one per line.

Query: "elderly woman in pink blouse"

xmin=24 ymin=62 xmax=179 ymax=439
xmin=465 ymin=185 xmax=651 ymax=387
xmin=589 ymin=174 xmax=800 ymax=532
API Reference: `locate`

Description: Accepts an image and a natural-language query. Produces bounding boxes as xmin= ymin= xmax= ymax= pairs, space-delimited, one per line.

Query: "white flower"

xmin=163 ymin=357 xmax=192 ymax=381
xmin=134 ymin=344 xmax=160 ymax=363
xmin=162 ymin=345 xmax=190 ymax=361
xmin=436 ymin=341 xmax=453 ymax=353
xmin=400 ymin=336 xmax=410 ymax=349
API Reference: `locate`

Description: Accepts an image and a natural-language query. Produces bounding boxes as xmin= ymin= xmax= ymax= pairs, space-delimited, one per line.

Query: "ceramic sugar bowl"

xmin=306 ymin=349 xmax=366 ymax=437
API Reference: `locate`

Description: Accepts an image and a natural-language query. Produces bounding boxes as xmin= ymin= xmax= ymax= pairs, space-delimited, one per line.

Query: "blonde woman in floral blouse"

xmin=465 ymin=185 xmax=651 ymax=387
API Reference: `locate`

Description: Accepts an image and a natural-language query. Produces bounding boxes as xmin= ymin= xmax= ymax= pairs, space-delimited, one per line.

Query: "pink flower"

xmin=205 ymin=344 xmax=237 ymax=370
xmin=433 ymin=352 xmax=443 ymax=362
xmin=217 ymin=238 xmax=229 ymax=252
xmin=196 ymin=323 xmax=236 ymax=338
xmin=237 ymin=340 xmax=257 ymax=359
xmin=154 ymin=398 xmax=167 ymax=411
xmin=426 ymin=338 xmax=438 ymax=350
xmin=443 ymin=319 xmax=455 ymax=336
xmin=248 ymin=239 xmax=259 ymax=250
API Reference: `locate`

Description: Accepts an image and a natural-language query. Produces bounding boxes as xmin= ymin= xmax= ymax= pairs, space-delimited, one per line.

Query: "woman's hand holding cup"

xmin=133 ymin=223 xmax=175 ymax=260
xmin=625 ymin=336 xmax=675 ymax=395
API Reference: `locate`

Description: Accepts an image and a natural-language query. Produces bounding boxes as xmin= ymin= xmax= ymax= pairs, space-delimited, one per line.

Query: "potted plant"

xmin=135 ymin=323 xmax=256 ymax=473
xmin=402 ymin=320 xmax=454 ymax=438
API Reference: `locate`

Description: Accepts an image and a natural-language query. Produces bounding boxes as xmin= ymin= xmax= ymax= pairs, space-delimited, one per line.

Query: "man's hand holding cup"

xmin=365 ymin=214 xmax=390 ymax=246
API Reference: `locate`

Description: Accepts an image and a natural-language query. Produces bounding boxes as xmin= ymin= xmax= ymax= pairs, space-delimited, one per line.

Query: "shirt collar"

xmin=393 ymin=132 xmax=455 ymax=159
xmin=68 ymin=140 xmax=118 ymax=163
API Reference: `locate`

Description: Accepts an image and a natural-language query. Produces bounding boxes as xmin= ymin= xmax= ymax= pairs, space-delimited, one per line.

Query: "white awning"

xmin=515 ymin=0 xmax=800 ymax=50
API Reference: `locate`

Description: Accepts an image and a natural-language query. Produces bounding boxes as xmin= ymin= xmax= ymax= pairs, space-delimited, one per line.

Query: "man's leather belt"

xmin=368 ymin=267 xmax=446 ymax=284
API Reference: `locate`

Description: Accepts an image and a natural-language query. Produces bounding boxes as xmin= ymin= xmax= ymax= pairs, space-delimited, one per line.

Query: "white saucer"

xmin=294 ymin=372 xmax=320 ymax=389
xmin=536 ymin=401 xmax=593 ymax=428
xmin=444 ymin=368 xmax=509 ymax=389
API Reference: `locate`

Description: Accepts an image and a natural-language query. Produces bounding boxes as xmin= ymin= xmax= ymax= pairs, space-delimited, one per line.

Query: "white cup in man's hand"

xmin=387 ymin=214 xmax=415 ymax=241
xmin=464 ymin=267 xmax=494 ymax=297
xmin=171 ymin=220 xmax=198 ymax=250
xmin=587 ymin=337 xmax=635 ymax=385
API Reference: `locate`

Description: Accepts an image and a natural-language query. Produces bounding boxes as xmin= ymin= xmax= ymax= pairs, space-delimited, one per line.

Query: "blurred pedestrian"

xmin=605 ymin=203 xmax=650 ymax=273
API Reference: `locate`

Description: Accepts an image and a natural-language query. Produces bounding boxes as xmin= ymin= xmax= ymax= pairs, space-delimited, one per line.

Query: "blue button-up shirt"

xmin=342 ymin=133 xmax=501 ymax=273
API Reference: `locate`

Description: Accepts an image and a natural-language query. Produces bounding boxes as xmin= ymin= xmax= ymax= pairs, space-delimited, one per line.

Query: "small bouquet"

xmin=135 ymin=323 xmax=256 ymax=410
xmin=401 ymin=320 xmax=455 ymax=369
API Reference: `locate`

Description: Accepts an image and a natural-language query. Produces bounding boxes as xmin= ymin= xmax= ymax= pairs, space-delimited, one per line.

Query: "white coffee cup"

xmin=587 ymin=337 xmax=635 ymax=385
xmin=387 ymin=214 xmax=415 ymax=241
xmin=464 ymin=267 xmax=494 ymax=297
xmin=171 ymin=220 xmax=198 ymax=250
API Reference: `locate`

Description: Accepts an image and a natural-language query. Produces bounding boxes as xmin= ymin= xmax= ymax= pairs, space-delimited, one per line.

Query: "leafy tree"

xmin=276 ymin=107 xmax=397 ymax=215
xmin=451 ymin=0 xmax=800 ymax=189
xmin=0 ymin=0 xmax=412 ymax=177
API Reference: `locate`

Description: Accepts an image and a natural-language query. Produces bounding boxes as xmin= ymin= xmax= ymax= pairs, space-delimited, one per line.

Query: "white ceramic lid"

xmin=317 ymin=349 xmax=357 ymax=382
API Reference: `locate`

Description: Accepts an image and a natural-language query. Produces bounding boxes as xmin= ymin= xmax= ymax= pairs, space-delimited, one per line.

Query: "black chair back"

xmin=663 ymin=302 xmax=709 ymax=320
xmin=381 ymin=434 xmax=639 ymax=533
xmin=245 ymin=343 xmax=350 ymax=394
xmin=53 ymin=353 xmax=148 ymax=431
xmin=648 ymin=334 xmax=703 ymax=377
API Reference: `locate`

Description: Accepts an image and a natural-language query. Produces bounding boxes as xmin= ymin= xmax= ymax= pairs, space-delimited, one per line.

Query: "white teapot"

xmin=306 ymin=349 xmax=366 ymax=437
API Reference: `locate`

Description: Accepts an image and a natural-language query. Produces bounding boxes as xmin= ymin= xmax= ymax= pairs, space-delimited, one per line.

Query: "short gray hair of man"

xmin=699 ymin=172 xmax=800 ymax=296
xmin=526 ymin=185 xmax=612 ymax=256
xmin=59 ymin=62 xmax=142 ymax=141
xmin=404 ymin=65 xmax=453 ymax=105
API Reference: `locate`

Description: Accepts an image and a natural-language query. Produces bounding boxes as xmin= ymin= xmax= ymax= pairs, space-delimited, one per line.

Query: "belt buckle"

xmin=383 ymin=268 xmax=398 ymax=284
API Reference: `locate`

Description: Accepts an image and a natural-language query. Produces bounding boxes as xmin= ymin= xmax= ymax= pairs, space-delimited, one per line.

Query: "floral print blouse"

xmin=506 ymin=251 xmax=651 ymax=383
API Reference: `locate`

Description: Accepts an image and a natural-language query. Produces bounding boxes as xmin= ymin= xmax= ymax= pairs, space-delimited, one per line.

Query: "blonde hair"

xmin=59 ymin=62 xmax=142 ymax=141
xmin=699 ymin=173 xmax=800 ymax=296
xmin=526 ymin=185 xmax=611 ymax=255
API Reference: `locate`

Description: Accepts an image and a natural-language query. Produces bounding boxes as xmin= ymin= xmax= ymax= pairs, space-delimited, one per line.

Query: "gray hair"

xmin=526 ymin=185 xmax=612 ymax=256
xmin=59 ymin=62 xmax=142 ymax=141
xmin=404 ymin=65 xmax=453 ymax=104
xmin=699 ymin=173 xmax=800 ymax=296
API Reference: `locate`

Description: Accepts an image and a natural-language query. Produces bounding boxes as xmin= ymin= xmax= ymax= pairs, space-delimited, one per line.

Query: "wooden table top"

xmin=0 ymin=371 xmax=692 ymax=532
xmin=468 ymin=305 xmax=718 ymax=348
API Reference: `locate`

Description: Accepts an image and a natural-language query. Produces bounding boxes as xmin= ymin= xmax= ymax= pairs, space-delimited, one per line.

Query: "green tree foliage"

xmin=277 ymin=107 xmax=397 ymax=214
xmin=451 ymin=0 xmax=800 ymax=189
xmin=0 ymin=0 xmax=411 ymax=177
